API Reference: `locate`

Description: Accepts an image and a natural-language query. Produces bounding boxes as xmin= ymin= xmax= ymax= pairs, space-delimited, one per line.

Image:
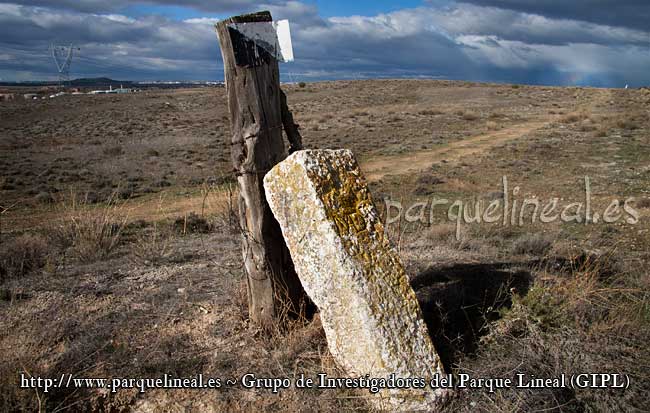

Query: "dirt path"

xmin=3 ymin=189 xmax=231 ymax=232
xmin=360 ymin=119 xmax=550 ymax=181
xmin=361 ymin=88 xmax=613 ymax=181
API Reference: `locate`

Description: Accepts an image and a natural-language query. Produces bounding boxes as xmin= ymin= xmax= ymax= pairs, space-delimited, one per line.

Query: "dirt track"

xmin=361 ymin=119 xmax=551 ymax=181
xmin=361 ymin=89 xmax=612 ymax=181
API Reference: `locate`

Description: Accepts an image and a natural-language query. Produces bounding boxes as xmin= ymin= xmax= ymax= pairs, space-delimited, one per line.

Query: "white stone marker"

xmin=263 ymin=149 xmax=449 ymax=411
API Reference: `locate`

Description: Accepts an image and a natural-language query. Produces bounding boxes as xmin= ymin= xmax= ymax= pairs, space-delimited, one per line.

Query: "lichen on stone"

xmin=264 ymin=149 xmax=449 ymax=411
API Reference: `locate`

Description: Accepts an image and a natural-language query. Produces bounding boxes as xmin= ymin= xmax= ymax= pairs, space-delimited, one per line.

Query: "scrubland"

xmin=1 ymin=80 xmax=649 ymax=411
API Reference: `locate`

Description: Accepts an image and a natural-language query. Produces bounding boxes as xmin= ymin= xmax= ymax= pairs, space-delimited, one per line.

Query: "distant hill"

xmin=0 ymin=77 xmax=133 ymax=88
xmin=0 ymin=77 xmax=133 ymax=87
xmin=69 ymin=77 xmax=135 ymax=87
xmin=0 ymin=78 xmax=222 ymax=89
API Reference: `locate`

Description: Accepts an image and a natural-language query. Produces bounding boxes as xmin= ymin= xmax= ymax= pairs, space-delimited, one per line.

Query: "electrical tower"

xmin=50 ymin=43 xmax=78 ymax=88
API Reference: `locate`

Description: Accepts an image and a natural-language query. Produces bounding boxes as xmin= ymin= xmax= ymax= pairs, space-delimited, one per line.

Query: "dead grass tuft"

xmin=129 ymin=222 xmax=173 ymax=264
xmin=560 ymin=112 xmax=587 ymax=123
xmin=0 ymin=233 xmax=48 ymax=281
xmin=636 ymin=197 xmax=650 ymax=209
xmin=511 ymin=233 xmax=552 ymax=256
xmin=615 ymin=117 xmax=640 ymax=130
xmin=173 ymin=212 xmax=213 ymax=234
xmin=457 ymin=110 xmax=479 ymax=121
xmin=486 ymin=120 xmax=499 ymax=131
xmin=418 ymin=108 xmax=444 ymax=116
xmin=50 ymin=192 xmax=128 ymax=263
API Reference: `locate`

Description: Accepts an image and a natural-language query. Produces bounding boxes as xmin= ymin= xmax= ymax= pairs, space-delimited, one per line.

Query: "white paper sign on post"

xmin=227 ymin=19 xmax=294 ymax=62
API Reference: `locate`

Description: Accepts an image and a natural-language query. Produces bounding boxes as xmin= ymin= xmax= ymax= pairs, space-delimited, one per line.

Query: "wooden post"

xmin=216 ymin=11 xmax=308 ymax=329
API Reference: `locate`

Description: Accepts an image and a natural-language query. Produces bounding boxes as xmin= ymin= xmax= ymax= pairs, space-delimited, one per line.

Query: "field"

xmin=1 ymin=80 xmax=649 ymax=411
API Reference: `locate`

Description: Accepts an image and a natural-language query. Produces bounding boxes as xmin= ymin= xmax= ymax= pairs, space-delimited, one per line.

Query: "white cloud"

xmin=102 ymin=14 xmax=136 ymax=24
xmin=183 ymin=17 xmax=220 ymax=25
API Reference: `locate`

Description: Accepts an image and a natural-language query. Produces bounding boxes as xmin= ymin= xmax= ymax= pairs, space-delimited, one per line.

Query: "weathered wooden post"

xmin=215 ymin=11 xmax=308 ymax=329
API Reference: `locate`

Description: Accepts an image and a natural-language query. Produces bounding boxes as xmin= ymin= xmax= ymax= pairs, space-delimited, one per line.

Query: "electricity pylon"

xmin=50 ymin=43 xmax=78 ymax=88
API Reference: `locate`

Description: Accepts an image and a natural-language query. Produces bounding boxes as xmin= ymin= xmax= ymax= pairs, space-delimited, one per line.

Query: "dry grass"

xmin=448 ymin=253 xmax=649 ymax=411
xmin=456 ymin=110 xmax=479 ymax=121
xmin=50 ymin=192 xmax=128 ymax=262
xmin=173 ymin=212 xmax=213 ymax=234
xmin=593 ymin=111 xmax=644 ymax=133
xmin=1 ymin=81 xmax=647 ymax=412
xmin=129 ymin=222 xmax=173 ymax=264
xmin=636 ymin=197 xmax=650 ymax=209
xmin=511 ymin=233 xmax=552 ymax=256
xmin=0 ymin=233 xmax=48 ymax=281
xmin=419 ymin=108 xmax=444 ymax=116
xmin=560 ymin=112 xmax=587 ymax=123
xmin=209 ymin=184 xmax=239 ymax=235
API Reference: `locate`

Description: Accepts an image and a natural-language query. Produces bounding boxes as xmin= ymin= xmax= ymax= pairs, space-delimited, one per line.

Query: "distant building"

xmin=111 ymin=84 xmax=132 ymax=93
xmin=89 ymin=84 xmax=133 ymax=95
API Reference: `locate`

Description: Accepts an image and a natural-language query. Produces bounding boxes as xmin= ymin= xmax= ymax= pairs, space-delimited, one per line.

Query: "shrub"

xmin=0 ymin=234 xmax=48 ymax=281
xmin=461 ymin=111 xmax=478 ymax=121
xmin=560 ymin=113 xmax=583 ymax=123
xmin=34 ymin=191 xmax=54 ymax=204
xmin=636 ymin=197 xmax=650 ymax=209
xmin=51 ymin=193 xmax=127 ymax=262
xmin=418 ymin=109 xmax=443 ymax=116
xmin=174 ymin=212 xmax=212 ymax=234
xmin=615 ymin=117 xmax=640 ymax=130
xmin=130 ymin=223 xmax=172 ymax=265
xmin=102 ymin=145 xmax=124 ymax=156
xmin=298 ymin=82 xmax=306 ymax=88
xmin=512 ymin=233 xmax=552 ymax=256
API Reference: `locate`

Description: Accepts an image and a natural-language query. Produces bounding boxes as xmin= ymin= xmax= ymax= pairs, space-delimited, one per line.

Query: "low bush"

xmin=0 ymin=234 xmax=48 ymax=281
xmin=51 ymin=193 xmax=127 ymax=262
xmin=512 ymin=233 xmax=552 ymax=256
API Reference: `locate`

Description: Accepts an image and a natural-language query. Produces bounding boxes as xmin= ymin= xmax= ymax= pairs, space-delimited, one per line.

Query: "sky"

xmin=0 ymin=0 xmax=648 ymax=86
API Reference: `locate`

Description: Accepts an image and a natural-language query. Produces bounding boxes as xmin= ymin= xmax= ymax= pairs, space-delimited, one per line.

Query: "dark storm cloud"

xmin=285 ymin=6 xmax=649 ymax=85
xmin=427 ymin=4 xmax=650 ymax=47
xmin=0 ymin=1 xmax=648 ymax=85
xmin=0 ymin=3 xmax=224 ymax=80
xmin=4 ymin=0 xmax=280 ymax=13
xmin=457 ymin=0 xmax=650 ymax=31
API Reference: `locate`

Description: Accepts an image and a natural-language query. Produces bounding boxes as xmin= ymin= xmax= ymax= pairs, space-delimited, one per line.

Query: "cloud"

xmin=0 ymin=3 xmax=223 ymax=80
xmin=427 ymin=4 xmax=650 ymax=46
xmin=0 ymin=0 xmax=648 ymax=86
xmin=456 ymin=0 xmax=650 ymax=31
xmin=284 ymin=5 xmax=649 ymax=85
xmin=290 ymin=9 xmax=474 ymax=80
xmin=4 ymin=0 xmax=278 ymax=13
